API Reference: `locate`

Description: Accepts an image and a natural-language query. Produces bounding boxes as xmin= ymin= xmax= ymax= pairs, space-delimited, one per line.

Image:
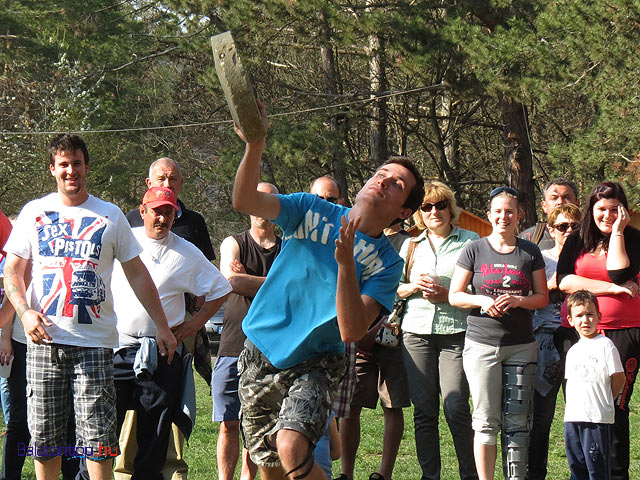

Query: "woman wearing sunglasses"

xmin=397 ymin=181 xmax=479 ymax=480
xmin=528 ymin=203 xmax=582 ymax=480
xmin=557 ymin=181 xmax=640 ymax=480
xmin=449 ymin=187 xmax=548 ymax=480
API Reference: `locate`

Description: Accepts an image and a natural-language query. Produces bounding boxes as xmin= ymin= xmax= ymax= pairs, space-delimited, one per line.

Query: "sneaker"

xmin=333 ymin=475 xmax=350 ymax=480
xmin=369 ymin=474 xmax=385 ymax=480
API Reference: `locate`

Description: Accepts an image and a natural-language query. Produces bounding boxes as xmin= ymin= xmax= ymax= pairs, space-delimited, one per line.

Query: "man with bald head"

xmin=126 ymin=157 xmax=215 ymax=261
xmin=117 ymin=157 xmax=217 ymax=480
xmin=309 ymin=176 xmax=344 ymax=206
xmin=111 ymin=186 xmax=230 ymax=478
xmin=213 ymin=182 xmax=282 ymax=480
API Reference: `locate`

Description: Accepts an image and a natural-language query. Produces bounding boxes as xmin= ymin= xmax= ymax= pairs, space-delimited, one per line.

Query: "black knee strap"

xmin=284 ymin=444 xmax=315 ymax=480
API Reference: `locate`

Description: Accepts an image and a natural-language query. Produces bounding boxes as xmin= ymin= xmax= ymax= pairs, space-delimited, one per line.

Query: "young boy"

xmin=564 ymin=290 xmax=625 ymax=480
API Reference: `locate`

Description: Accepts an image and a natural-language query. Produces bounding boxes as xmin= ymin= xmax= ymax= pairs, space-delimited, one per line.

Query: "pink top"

xmin=561 ymin=251 xmax=640 ymax=329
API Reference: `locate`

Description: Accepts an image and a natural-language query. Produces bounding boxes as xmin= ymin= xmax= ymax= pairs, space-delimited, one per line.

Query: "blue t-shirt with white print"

xmin=242 ymin=192 xmax=403 ymax=369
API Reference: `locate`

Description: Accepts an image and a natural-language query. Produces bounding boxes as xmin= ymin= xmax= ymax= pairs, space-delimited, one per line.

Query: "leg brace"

xmin=502 ymin=362 xmax=536 ymax=480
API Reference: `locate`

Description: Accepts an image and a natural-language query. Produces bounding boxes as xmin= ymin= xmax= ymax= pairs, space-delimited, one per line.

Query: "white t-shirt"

xmin=111 ymin=228 xmax=231 ymax=346
xmin=10 ymin=314 xmax=26 ymax=345
xmin=564 ymin=334 xmax=623 ymax=424
xmin=4 ymin=193 xmax=141 ymax=348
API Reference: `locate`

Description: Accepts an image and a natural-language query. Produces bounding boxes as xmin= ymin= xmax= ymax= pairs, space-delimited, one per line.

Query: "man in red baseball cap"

xmin=108 ymin=186 xmax=231 ymax=478
xmin=142 ymin=186 xmax=179 ymax=209
xmin=140 ymin=187 xmax=179 ymax=240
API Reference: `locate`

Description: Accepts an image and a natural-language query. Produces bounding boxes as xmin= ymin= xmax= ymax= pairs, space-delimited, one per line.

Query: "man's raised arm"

xmin=334 ymin=216 xmax=381 ymax=342
xmin=231 ymin=102 xmax=280 ymax=220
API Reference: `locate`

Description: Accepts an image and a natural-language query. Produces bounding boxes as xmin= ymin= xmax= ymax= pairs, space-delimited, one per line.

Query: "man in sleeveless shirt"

xmin=213 ymin=182 xmax=281 ymax=480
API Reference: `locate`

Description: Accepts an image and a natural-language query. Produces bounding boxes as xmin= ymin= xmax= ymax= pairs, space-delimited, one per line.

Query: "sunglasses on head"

xmin=317 ymin=194 xmax=339 ymax=204
xmin=489 ymin=186 xmax=519 ymax=198
xmin=421 ymin=200 xmax=448 ymax=212
xmin=552 ymin=222 xmax=580 ymax=232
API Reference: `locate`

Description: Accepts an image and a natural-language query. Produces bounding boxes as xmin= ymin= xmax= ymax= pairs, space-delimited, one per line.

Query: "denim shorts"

xmin=26 ymin=343 xmax=117 ymax=459
xmin=211 ymin=355 xmax=241 ymax=422
xmin=238 ymin=342 xmax=346 ymax=467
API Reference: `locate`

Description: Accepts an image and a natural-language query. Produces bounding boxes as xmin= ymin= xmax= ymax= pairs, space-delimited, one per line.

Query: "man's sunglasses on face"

xmin=317 ymin=194 xmax=339 ymax=204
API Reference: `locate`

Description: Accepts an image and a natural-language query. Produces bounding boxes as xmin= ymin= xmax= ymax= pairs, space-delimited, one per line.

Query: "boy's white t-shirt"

xmin=564 ymin=334 xmax=623 ymax=424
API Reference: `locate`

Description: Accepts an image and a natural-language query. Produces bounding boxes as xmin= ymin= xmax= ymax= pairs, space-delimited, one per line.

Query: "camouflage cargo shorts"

xmin=238 ymin=342 xmax=347 ymax=467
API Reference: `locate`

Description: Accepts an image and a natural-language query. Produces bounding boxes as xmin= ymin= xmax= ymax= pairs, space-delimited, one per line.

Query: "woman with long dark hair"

xmin=557 ymin=181 xmax=640 ymax=480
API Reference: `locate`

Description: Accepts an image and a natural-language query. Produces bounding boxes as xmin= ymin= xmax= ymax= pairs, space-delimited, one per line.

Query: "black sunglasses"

xmin=316 ymin=194 xmax=339 ymax=204
xmin=421 ymin=200 xmax=449 ymax=212
xmin=552 ymin=222 xmax=580 ymax=233
xmin=489 ymin=186 xmax=519 ymax=198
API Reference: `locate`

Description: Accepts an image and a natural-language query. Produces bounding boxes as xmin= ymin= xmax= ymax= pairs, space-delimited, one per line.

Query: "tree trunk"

xmin=319 ymin=12 xmax=349 ymax=203
xmin=368 ymin=32 xmax=388 ymax=165
xmin=432 ymin=90 xmax=464 ymax=205
xmin=500 ymin=95 xmax=537 ymax=227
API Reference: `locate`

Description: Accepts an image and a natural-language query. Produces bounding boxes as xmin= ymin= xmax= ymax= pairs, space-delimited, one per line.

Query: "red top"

xmin=0 ymin=209 xmax=12 ymax=260
xmin=561 ymin=251 xmax=640 ymax=329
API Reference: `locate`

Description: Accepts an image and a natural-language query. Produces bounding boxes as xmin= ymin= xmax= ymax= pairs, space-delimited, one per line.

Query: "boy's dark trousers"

xmin=564 ymin=421 xmax=613 ymax=480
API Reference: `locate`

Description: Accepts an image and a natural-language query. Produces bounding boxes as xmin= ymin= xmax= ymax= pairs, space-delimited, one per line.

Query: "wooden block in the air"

xmin=211 ymin=31 xmax=266 ymax=142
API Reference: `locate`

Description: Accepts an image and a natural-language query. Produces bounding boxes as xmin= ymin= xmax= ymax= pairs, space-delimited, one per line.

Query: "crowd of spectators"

xmin=0 ymin=119 xmax=638 ymax=480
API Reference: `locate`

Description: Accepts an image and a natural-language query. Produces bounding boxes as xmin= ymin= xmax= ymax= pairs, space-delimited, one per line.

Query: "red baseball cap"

xmin=142 ymin=187 xmax=178 ymax=210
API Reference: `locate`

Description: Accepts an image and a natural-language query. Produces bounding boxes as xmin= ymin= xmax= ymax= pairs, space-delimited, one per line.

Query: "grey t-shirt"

xmin=457 ymin=237 xmax=545 ymax=346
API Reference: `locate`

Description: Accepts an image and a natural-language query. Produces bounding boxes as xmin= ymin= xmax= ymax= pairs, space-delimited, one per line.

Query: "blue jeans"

xmin=402 ymin=331 xmax=477 ymax=480
xmin=1 ymin=377 xmax=10 ymax=425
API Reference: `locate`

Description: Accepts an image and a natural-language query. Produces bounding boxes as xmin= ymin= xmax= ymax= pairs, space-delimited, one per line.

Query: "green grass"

xmin=188 ymin=374 xmax=640 ymax=479
xmin=6 ymin=373 xmax=640 ymax=479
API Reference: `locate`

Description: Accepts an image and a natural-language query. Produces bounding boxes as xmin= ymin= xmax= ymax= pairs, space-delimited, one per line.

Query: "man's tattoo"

xmin=2 ymin=265 xmax=29 ymax=318
xmin=16 ymin=304 xmax=29 ymax=319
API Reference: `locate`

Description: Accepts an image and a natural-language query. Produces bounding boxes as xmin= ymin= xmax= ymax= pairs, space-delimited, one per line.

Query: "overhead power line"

xmin=0 ymin=84 xmax=447 ymax=136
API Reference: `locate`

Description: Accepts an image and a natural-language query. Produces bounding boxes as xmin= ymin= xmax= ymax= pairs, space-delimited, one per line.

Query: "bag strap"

xmin=404 ymin=239 xmax=418 ymax=281
xmin=387 ymin=240 xmax=418 ymax=329
xmin=532 ymin=221 xmax=547 ymax=245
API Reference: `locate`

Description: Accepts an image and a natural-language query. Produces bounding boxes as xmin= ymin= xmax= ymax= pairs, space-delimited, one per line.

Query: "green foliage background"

xmin=2 ymin=0 xmax=639 ymax=248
